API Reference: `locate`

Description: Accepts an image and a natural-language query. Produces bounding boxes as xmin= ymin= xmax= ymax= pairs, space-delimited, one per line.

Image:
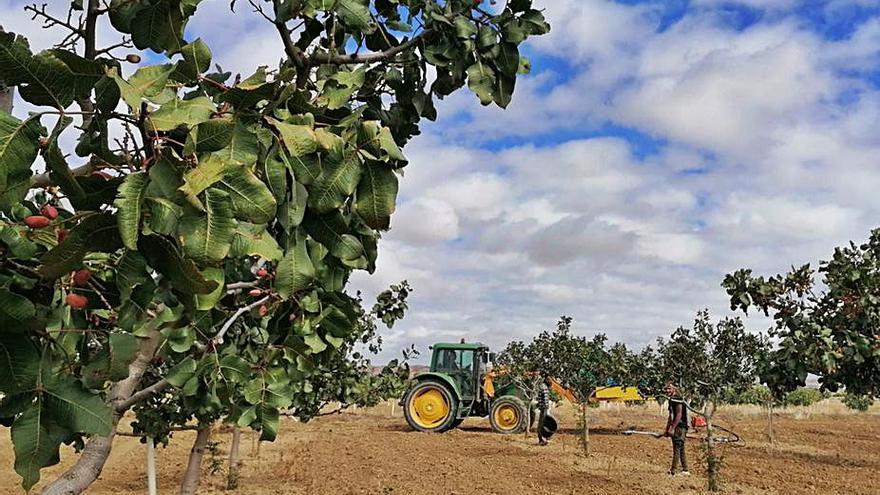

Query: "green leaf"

xmin=174 ymin=37 xmax=212 ymax=81
xmin=145 ymin=196 xmax=183 ymax=235
xmin=166 ymin=357 xmax=198 ymax=387
xmin=147 ymin=96 xmax=215 ymax=132
xmin=40 ymin=214 xmax=122 ymax=279
xmin=112 ymin=64 xmax=176 ymax=109
xmin=275 ymin=239 xmax=316 ymax=299
xmin=377 ymin=127 xmax=406 ymax=163
xmin=130 ymin=0 xmax=186 ymax=53
xmin=304 ymin=332 xmax=327 ymax=353
xmin=0 ymin=289 xmax=37 ymax=332
xmin=212 ymin=121 xmax=260 ymax=165
xmin=43 ymin=377 xmax=113 ymax=435
xmin=230 ymin=222 xmax=283 ymax=261
xmin=180 ymin=153 xmax=231 ymax=199
xmin=496 ymin=42 xmax=521 ymax=77
xmin=307 ymin=153 xmax=361 ymax=213
xmin=193 ymin=118 xmax=234 ymax=153
xmin=195 ymin=267 xmax=226 ymax=310
xmin=455 ymin=16 xmax=478 ymax=39
xmin=138 ymin=235 xmax=218 ymax=294
xmin=114 ymin=173 xmax=150 ymax=250
xmin=11 ymin=405 xmax=66 ymax=490
xmin=279 ymin=181 xmax=308 ymax=231
xmin=336 ymin=0 xmax=374 ymax=33
xmin=274 ymin=121 xmax=318 ymax=157
xmin=217 ymin=355 xmax=250 ymax=383
xmin=0 ymin=33 xmax=103 ymax=108
xmin=303 ymin=212 xmax=364 ymax=262
xmin=0 ymin=333 xmax=41 ymax=392
xmin=477 ymin=26 xmax=497 ymax=50
xmin=467 ymin=61 xmax=496 ymax=106
xmin=179 ymin=188 xmax=237 ymax=262
xmin=354 ymin=164 xmax=397 ymax=230
xmin=0 ymin=113 xmax=43 ymax=212
xmin=218 ymin=166 xmax=277 ymax=224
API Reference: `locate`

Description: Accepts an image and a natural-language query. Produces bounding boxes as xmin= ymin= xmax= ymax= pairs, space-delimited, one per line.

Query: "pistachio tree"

xmin=723 ymin=228 xmax=880 ymax=398
xmin=501 ymin=316 xmax=635 ymax=455
xmin=0 ymin=0 xmax=549 ymax=492
xmin=652 ymin=311 xmax=767 ymax=491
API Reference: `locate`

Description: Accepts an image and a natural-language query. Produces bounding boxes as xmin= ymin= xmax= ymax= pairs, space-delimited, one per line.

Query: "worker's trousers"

xmin=671 ymin=425 xmax=689 ymax=472
xmin=537 ymin=408 xmax=548 ymax=442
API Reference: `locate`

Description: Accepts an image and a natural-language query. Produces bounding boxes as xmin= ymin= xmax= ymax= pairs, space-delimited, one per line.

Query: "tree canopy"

xmin=0 ymin=0 xmax=550 ymax=491
xmin=724 ymin=229 xmax=880 ymax=398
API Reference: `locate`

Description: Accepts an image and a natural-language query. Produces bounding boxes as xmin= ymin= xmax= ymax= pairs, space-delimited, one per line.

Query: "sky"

xmin=3 ymin=0 xmax=880 ymax=363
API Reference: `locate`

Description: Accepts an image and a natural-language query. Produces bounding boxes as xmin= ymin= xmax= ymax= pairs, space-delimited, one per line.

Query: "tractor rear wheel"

xmin=489 ymin=396 xmax=527 ymax=434
xmin=403 ymin=380 xmax=458 ymax=433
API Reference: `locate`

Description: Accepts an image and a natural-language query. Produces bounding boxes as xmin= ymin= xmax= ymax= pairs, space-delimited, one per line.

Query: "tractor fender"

xmin=411 ymin=372 xmax=462 ymax=410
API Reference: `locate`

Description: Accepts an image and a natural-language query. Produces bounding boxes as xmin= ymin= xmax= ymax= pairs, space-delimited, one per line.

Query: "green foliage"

xmin=782 ymin=387 xmax=825 ymax=407
xmin=0 ymin=0 xmax=548 ymax=490
xmin=724 ymin=229 xmax=880 ymax=398
xmin=842 ymin=392 xmax=873 ymax=411
xmin=649 ymin=310 xmax=769 ymax=409
xmin=722 ymin=385 xmax=773 ymax=406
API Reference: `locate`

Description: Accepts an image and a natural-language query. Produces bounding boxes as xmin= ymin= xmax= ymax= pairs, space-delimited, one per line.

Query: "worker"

xmin=536 ymin=375 xmax=552 ymax=445
xmin=663 ymin=383 xmax=690 ymax=476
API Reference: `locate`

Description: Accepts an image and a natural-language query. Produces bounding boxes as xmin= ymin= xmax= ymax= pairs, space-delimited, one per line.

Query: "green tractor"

xmin=402 ymin=341 xmax=532 ymax=433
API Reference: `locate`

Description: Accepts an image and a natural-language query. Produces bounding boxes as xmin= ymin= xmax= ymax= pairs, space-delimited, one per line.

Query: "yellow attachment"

xmin=594 ymin=386 xmax=644 ymax=402
xmin=409 ymin=386 xmax=451 ymax=429
xmin=493 ymin=404 xmax=520 ymax=431
xmin=483 ymin=373 xmax=496 ymax=397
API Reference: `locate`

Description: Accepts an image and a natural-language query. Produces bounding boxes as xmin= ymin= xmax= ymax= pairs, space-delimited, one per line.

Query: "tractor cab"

xmin=429 ymin=342 xmax=490 ymax=400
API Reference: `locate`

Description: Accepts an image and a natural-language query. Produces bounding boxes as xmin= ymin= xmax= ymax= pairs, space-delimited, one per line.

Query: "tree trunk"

xmin=766 ymin=404 xmax=775 ymax=444
xmin=146 ymin=437 xmax=158 ymax=495
xmin=390 ymin=402 xmax=395 ymax=417
xmin=180 ymin=426 xmax=211 ymax=495
xmin=524 ymin=405 xmax=531 ymax=436
xmin=226 ymin=427 xmax=242 ymax=490
xmin=581 ymin=403 xmax=590 ymax=456
xmin=42 ymin=331 xmax=162 ymax=495
xmin=705 ymin=415 xmax=720 ymax=492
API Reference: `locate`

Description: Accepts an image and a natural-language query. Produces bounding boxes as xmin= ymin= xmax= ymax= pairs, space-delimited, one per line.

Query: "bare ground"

xmin=2 ymin=401 xmax=879 ymax=494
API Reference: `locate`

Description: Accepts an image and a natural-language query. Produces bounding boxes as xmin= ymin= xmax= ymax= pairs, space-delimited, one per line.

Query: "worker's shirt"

xmin=668 ymin=396 xmax=688 ymax=428
xmin=537 ymin=383 xmax=550 ymax=410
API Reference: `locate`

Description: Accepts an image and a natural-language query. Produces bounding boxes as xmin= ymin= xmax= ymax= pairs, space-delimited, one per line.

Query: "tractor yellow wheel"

xmin=489 ymin=396 xmax=527 ymax=434
xmin=403 ymin=380 xmax=457 ymax=432
xmin=493 ymin=404 xmax=520 ymax=430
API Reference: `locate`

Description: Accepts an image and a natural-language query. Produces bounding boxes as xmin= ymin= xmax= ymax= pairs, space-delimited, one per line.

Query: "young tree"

xmin=0 ymin=1 xmax=549 ymax=492
xmin=723 ymin=228 xmax=880 ymax=399
xmin=504 ymin=316 xmax=634 ymax=455
xmin=653 ymin=310 xmax=767 ymax=491
xmin=494 ymin=339 xmax=543 ymax=434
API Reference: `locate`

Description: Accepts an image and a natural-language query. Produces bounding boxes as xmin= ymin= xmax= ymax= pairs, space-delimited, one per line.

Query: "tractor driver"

xmin=663 ymin=383 xmax=690 ymax=476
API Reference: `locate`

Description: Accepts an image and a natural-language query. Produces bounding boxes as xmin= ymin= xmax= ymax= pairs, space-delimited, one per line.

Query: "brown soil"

xmin=2 ymin=403 xmax=878 ymax=494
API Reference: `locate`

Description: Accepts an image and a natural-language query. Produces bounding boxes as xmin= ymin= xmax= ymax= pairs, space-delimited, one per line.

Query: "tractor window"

xmin=435 ymin=349 xmax=474 ymax=373
xmin=459 ymin=350 xmax=473 ymax=372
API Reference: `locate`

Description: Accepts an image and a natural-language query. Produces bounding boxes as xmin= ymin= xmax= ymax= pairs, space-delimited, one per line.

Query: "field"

xmin=2 ymin=401 xmax=879 ymax=495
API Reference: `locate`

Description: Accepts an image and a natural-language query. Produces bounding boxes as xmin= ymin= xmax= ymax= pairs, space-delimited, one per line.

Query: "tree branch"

xmin=310 ymin=30 xmax=432 ymax=65
xmin=30 ymin=157 xmax=101 ymax=188
xmin=115 ymin=378 xmax=170 ymax=413
xmin=214 ymin=294 xmax=272 ymax=345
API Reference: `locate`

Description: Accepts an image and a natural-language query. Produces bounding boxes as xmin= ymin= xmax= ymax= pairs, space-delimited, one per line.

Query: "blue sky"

xmin=3 ymin=0 xmax=880 ymax=363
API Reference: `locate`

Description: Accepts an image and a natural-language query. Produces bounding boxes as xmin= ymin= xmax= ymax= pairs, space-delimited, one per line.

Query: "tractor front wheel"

xmin=403 ymin=380 xmax=458 ymax=433
xmin=489 ymin=396 xmax=527 ymax=434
